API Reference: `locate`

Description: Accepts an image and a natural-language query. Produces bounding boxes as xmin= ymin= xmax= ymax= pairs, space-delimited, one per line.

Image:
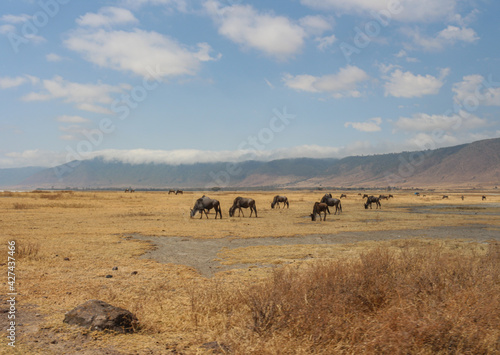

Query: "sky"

xmin=0 ymin=0 xmax=499 ymax=168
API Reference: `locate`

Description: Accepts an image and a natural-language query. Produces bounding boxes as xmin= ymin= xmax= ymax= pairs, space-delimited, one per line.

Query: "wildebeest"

xmin=271 ymin=195 xmax=289 ymax=209
xmin=176 ymin=190 xmax=183 ymax=195
xmin=362 ymin=194 xmax=369 ymax=199
xmin=310 ymin=202 xmax=330 ymax=221
xmin=388 ymin=194 xmax=394 ymax=198
xmin=364 ymin=196 xmax=381 ymax=209
xmin=482 ymin=195 xmax=487 ymax=201
xmin=190 ymin=196 xmax=222 ymax=219
xmin=340 ymin=194 xmax=347 ymax=199
xmin=130 ymin=189 xmax=135 ymax=193
xmin=168 ymin=189 xmax=176 ymax=194
xmin=461 ymin=195 xmax=464 ymax=201
xmin=320 ymin=193 xmax=342 ymax=214
xmin=229 ymin=197 xmax=257 ymax=217
xmin=442 ymin=195 xmax=449 ymax=199
xmin=379 ymin=195 xmax=389 ymax=200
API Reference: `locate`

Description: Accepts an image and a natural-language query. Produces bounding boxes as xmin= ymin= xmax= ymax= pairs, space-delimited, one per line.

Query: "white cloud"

xmin=394 ymin=49 xmax=419 ymax=63
xmin=411 ymin=25 xmax=479 ymax=51
xmin=0 ymin=76 xmax=27 ymax=89
xmin=315 ymin=34 xmax=337 ymax=51
xmin=46 ymin=53 xmax=64 ymax=62
xmin=65 ymin=28 xmax=219 ymax=79
xmin=452 ymin=75 xmax=500 ymax=106
xmin=76 ymin=7 xmax=139 ymax=28
xmin=384 ymin=68 xmax=449 ymax=98
xmin=0 ymin=14 xmax=31 ymax=24
xmin=0 ymin=75 xmax=38 ymax=89
xmin=298 ymin=15 xmax=332 ymax=36
xmin=21 ymin=76 xmax=129 ymax=113
xmin=345 ymin=117 xmax=382 ymax=132
xmin=204 ymin=0 xmax=306 ymax=60
xmin=1 ymin=149 xmax=66 ymax=168
xmin=283 ymin=65 xmax=369 ymax=98
xmin=56 ymin=115 xmax=91 ymax=123
xmin=300 ymin=0 xmax=458 ymax=22
xmin=0 ymin=24 xmax=16 ymax=34
xmin=0 ymin=14 xmax=46 ymax=44
xmin=394 ymin=112 xmax=488 ymax=132
xmin=120 ymin=0 xmax=188 ymax=12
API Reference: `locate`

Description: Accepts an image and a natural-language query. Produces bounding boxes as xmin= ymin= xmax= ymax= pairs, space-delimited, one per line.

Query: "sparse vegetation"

xmin=189 ymin=242 xmax=500 ymax=354
xmin=0 ymin=190 xmax=499 ymax=354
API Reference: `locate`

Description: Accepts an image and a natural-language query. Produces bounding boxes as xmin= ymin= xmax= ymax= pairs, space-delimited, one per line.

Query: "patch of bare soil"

xmin=129 ymin=224 xmax=499 ymax=277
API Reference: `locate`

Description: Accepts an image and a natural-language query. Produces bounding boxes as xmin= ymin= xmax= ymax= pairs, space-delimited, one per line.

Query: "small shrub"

xmin=13 ymin=203 xmax=33 ymax=209
xmin=15 ymin=241 xmax=41 ymax=260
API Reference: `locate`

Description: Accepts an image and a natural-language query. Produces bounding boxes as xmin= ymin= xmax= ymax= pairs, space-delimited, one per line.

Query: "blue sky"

xmin=1 ymin=0 xmax=499 ymax=168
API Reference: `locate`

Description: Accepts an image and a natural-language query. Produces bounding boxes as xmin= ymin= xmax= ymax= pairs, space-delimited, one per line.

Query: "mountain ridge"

xmin=2 ymin=138 xmax=499 ymax=189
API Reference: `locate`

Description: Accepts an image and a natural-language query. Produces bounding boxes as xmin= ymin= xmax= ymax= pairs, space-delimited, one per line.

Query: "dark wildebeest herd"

xmin=186 ymin=192 xmax=489 ymax=221
xmin=188 ymin=192 xmax=390 ymax=221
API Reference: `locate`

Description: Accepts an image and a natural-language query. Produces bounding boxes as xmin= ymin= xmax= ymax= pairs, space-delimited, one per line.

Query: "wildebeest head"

xmin=364 ymin=203 xmax=369 ymax=209
xmin=190 ymin=199 xmax=203 ymax=217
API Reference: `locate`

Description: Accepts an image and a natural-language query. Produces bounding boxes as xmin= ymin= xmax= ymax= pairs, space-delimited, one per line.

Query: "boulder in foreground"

xmin=63 ymin=299 xmax=138 ymax=333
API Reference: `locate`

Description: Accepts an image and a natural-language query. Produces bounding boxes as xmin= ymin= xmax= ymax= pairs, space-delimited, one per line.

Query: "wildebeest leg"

xmin=238 ymin=207 xmax=244 ymax=217
xmin=326 ymin=206 xmax=331 ymax=214
xmin=215 ymin=204 xmax=222 ymax=219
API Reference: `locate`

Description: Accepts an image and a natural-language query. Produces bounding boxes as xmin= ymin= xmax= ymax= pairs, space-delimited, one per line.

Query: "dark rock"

xmin=63 ymin=299 xmax=138 ymax=333
xmin=105 ymin=275 xmax=113 ymax=278
xmin=130 ymin=271 xmax=138 ymax=275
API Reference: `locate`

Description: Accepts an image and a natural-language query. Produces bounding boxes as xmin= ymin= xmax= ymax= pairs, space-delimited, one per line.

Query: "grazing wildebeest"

xmin=310 ymin=202 xmax=330 ymax=221
xmin=340 ymin=194 xmax=347 ymax=199
xmin=168 ymin=189 xmax=176 ymax=194
xmin=379 ymin=195 xmax=389 ymax=200
xmin=271 ymin=195 xmax=289 ymax=209
xmin=190 ymin=196 xmax=222 ymax=219
xmin=482 ymin=195 xmax=487 ymax=201
xmin=320 ymin=193 xmax=342 ymax=214
xmin=130 ymin=189 xmax=135 ymax=193
xmin=364 ymin=196 xmax=381 ymax=209
xmin=229 ymin=197 xmax=257 ymax=217
xmin=442 ymin=195 xmax=449 ymax=199
xmin=176 ymin=190 xmax=183 ymax=195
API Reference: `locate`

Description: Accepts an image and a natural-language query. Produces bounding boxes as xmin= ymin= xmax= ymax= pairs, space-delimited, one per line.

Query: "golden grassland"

xmin=0 ymin=189 xmax=499 ymax=354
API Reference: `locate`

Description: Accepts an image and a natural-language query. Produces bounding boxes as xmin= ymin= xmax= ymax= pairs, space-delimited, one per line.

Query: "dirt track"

xmin=130 ymin=223 xmax=500 ymax=277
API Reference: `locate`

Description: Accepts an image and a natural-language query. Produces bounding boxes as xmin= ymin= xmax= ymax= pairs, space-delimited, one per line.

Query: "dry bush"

xmin=39 ymin=192 xmax=64 ymax=200
xmin=190 ymin=242 xmax=500 ymax=354
xmin=15 ymin=241 xmax=41 ymax=260
xmin=13 ymin=202 xmax=34 ymax=209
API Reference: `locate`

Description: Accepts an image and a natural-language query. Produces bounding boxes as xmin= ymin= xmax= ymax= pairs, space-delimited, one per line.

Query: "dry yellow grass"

xmin=0 ymin=189 xmax=499 ymax=354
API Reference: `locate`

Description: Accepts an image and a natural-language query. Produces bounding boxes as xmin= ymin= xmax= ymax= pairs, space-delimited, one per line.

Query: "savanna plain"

xmin=0 ymin=189 xmax=499 ymax=354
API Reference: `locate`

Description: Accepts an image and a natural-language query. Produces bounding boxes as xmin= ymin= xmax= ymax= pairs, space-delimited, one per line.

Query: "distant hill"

xmin=3 ymin=138 xmax=500 ymax=189
xmin=0 ymin=166 xmax=45 ymax=189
